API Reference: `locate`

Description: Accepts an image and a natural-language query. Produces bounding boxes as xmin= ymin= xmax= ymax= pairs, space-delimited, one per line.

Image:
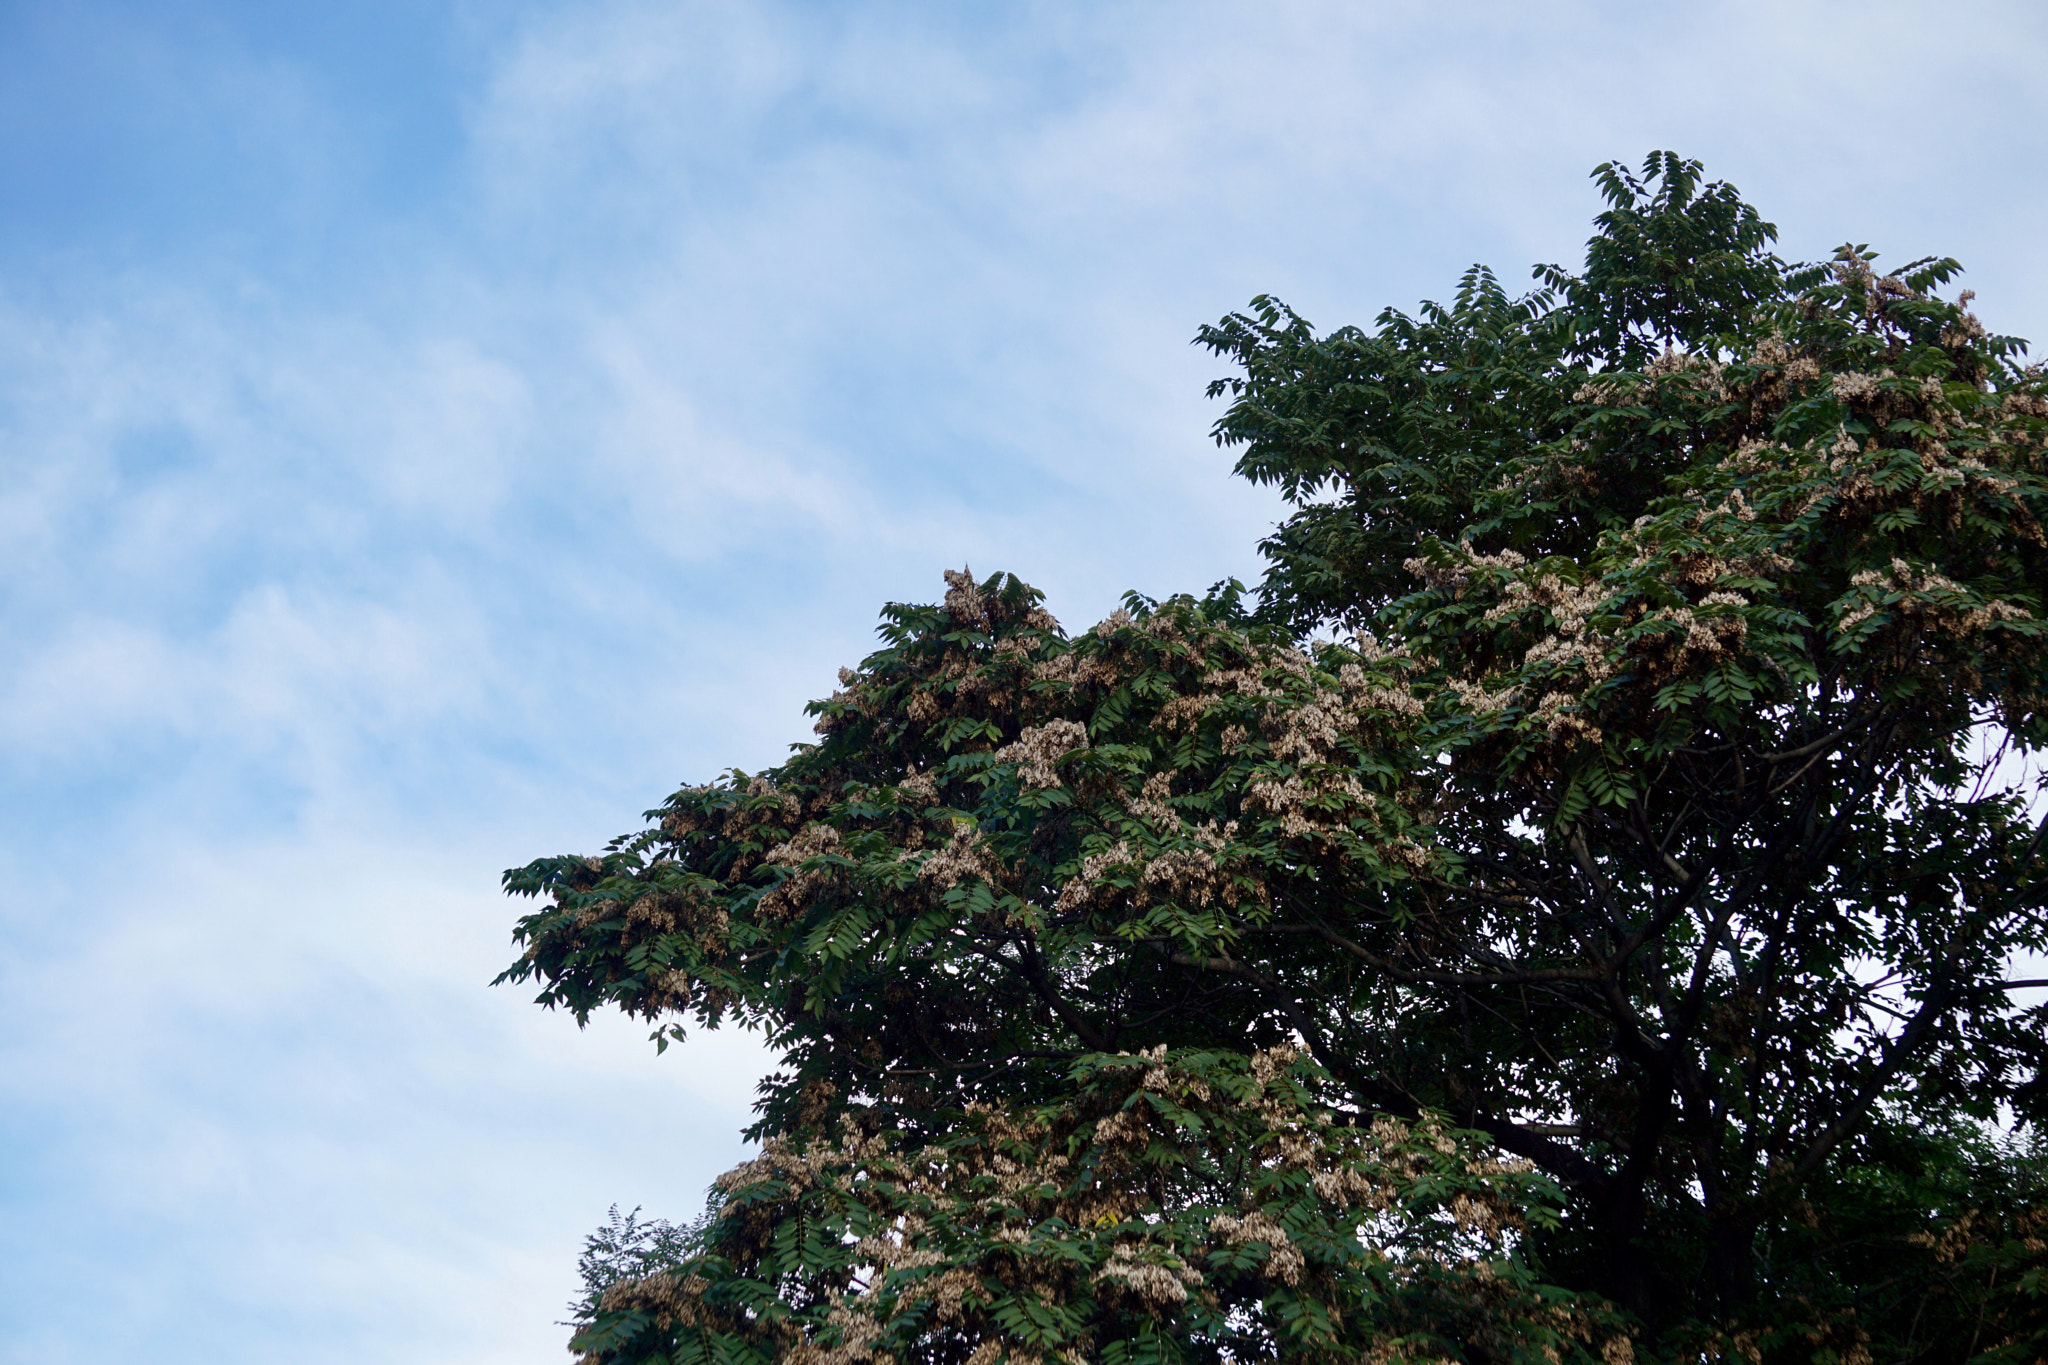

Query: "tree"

xmin=500 ymin=154 xmax=2048 ymax=1364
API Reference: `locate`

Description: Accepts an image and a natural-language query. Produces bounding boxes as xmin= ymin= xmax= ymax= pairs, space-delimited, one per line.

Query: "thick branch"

xmin=1007 ymin=938 xmax=1114 ymax=1052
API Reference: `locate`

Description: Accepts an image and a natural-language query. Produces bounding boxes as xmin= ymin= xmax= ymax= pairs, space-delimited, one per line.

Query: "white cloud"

xmin=0 ymin=819 xmax=767 ymax=1364
xmin=582 ymin=324 xmax=870 ymax=552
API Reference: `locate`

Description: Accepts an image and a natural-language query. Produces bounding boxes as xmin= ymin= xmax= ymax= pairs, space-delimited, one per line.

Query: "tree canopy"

xmin=500 ymin=153 xmax=2048 ymax=1365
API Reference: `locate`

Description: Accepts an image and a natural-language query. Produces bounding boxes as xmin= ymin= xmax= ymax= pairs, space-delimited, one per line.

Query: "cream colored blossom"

xmin=996 ymin=719 xmax=1090 ymax=789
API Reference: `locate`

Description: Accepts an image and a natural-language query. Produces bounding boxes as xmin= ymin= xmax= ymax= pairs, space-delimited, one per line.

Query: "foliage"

xmin=1736 ymin=1122 xmax=2048 ymax=1365
xmin=574 ymin=1048 xmax=1630 ymax=1365
xmin=574 ymin=1206 xmax=701 ymax=1326
xmin=502 ymin=154 xmax=2048 ymax=1363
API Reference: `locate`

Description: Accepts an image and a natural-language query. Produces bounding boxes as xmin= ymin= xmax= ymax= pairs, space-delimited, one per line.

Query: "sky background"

xmin=2 ymin=1 xmax=2045 ymax=1361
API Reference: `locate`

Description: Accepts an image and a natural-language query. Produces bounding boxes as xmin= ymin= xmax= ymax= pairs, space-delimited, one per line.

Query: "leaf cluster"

xmin=569 ymin=1047 xmax=1628 ymax=1365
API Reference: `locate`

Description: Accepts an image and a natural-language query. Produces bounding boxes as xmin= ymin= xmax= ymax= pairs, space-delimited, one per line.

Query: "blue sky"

xmin=2 ymin=1 xmax=2045 ymax=1360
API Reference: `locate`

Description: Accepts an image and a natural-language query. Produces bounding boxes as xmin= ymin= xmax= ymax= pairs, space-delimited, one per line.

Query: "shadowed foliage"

xmin=503 ymin=155 xmax=2048 ymax=1365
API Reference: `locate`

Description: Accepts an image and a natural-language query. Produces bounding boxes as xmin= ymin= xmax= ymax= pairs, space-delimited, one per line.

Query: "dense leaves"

xmin=574 ymin=1048 xmax=1629 ymax=1365
xmin=503 ymin=155 xmax=2048 ymax=1363
xmin=1197 ymin=151 xmax=1789 ymax=633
